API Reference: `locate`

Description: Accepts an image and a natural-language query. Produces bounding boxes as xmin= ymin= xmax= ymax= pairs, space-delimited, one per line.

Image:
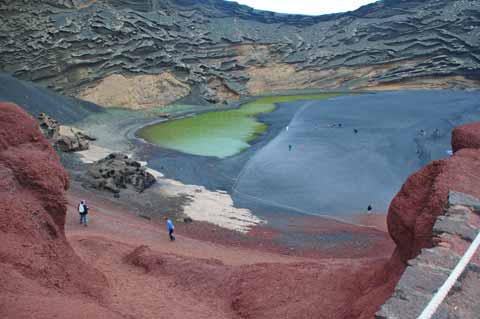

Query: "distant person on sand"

xmin=367 ymin=205 xmax=372 ymax=214
xmin=78 ymin=200 xmax=88 ymax=227
xmin=289 ymin=144 xmax=292 ymax=151
xmin=166 ymin=217 xmax=175 ymax=241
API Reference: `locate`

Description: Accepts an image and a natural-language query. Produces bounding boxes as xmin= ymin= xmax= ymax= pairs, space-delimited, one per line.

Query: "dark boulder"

xmin=84 ymin=153 xmax=156 ymax=194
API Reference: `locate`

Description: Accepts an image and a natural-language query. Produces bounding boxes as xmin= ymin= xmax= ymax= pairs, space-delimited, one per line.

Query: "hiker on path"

xmin=78 ymin=200 xmax=89 ymax=227
xmin=166 ymin=217 xmax=175 ymax=241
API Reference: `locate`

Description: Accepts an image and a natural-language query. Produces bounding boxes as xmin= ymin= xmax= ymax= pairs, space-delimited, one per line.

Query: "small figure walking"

xmin=367 ymin=205 xmax=372 ymax=214
xmin=288 ymin=144 xmax=292 ymax=151
xmin=78 ymin=200 xmax=88 ymax=227
xmin=353 ymin=129 xmax=358 ymax=134
xmin=166 ymin=217 xmax=175 ymax=241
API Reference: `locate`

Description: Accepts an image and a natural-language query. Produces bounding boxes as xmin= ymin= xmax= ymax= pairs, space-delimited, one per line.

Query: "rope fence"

xmin=417 ymin=231 xmax=480 ymax=319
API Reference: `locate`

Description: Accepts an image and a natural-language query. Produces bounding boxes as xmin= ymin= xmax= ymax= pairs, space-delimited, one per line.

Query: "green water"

xmin=137 ymin=93 xmax=342 ymax=158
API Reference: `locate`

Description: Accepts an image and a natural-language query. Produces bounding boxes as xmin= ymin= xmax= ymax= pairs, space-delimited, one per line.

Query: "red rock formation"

xmin=388 ymin=130 xmax=480 ymax=262
xmin=451 ymin=122 xmax=480 ymax=153
xmin=0 ymin=102 xmax=108 ymax=317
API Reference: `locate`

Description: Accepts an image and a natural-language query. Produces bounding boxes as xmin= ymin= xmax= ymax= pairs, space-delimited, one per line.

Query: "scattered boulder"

xmin=38 ymin=112 xmax=60 ymax=138
xmin=55 ymin=125 xmax=93 ymax=152
xmin=451 ymin=122 xmax=480 ymax=153
xmin=37 ymin=113 xmax=95 ymax=152
xmin=84 ymin=153 xmax=156 ymax=194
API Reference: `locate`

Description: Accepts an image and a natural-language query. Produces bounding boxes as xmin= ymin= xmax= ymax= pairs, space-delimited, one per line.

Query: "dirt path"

xmin=66 ymin=192 xmax=319 ymax=265
xmin=65 ymin=191 xmax=399 ymax=319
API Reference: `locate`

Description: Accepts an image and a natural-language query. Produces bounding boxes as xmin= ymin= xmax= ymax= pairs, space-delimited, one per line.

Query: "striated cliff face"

xmin=1 ymin=0 xmax=479 ymax=108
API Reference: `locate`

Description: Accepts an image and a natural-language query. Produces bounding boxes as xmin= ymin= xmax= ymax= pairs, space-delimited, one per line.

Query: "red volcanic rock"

xmin=0 ymin=103 xmax=107 ymax=316
xmin=451 ymin=122 xmax=480 ymax=153
xmin=125 ymin=245 xmax=401 ymax=319
xmin=388 ymin=148 xmax=480 ymax=262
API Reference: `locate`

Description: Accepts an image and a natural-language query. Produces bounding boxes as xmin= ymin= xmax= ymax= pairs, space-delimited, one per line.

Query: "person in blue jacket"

xmin=165 ymin=217 xmax=175 ymax=241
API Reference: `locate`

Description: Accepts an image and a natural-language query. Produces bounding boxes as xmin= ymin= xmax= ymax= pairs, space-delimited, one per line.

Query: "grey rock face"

xmin=84 ymin=153 xmax=156 ymax=193
xmin=0 ymin=0 xmax=479 ymax=105
xmin=376 ymin=193 xmax=480 ymax=319
xmin=449 ymin=191 xmax=480 ymax=212
xmin=37 ymin=112 xmax=92 ymax=152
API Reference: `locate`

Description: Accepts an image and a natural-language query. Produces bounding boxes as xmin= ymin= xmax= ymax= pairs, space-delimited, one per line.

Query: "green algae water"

xmin=137 ymin=94 xmax=341 ymax=158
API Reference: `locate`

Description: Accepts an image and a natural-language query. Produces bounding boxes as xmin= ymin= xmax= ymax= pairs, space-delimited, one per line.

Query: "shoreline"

xmin=72 ymin=91 xmax=396 ymax=236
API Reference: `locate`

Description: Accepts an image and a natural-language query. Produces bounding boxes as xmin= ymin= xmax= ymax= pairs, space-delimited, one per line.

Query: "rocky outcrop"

xmin=378 ymin=122 xmax=480 ymax=317
xmin=0 ymin=102 xmax=108 ymax=317
xmin=37 ymin=112 xmax=94 ymax=152
xmin=377 ymin=192 xmax=480 ymax=318
xmin=84 ymin=153 xmax=156 ymax=193
xmin=387 ymin=148 xmax=480 ymax=262
xmin=451 ymin=122 xmax=480 ymax=153
xmin=38 ymin=112 xmax=60 ymax=139
xmin=1 ymin=0 xmax=479 ymax=108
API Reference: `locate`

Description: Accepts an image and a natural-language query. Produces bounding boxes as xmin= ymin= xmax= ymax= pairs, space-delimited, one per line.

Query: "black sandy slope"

xmin=0 ymin=74 xmax=103 ymax=123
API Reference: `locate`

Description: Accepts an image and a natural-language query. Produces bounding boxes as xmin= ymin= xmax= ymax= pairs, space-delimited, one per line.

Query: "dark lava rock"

xmin=37 ymin=113 xmax=93 ymax=152
xmin=84 ymin=153 xmax=156 ymax=194
xmin=38 ymin=112 xmax=60 ymax=139
xmin=0 ymin=0 xmax=479 ymax=104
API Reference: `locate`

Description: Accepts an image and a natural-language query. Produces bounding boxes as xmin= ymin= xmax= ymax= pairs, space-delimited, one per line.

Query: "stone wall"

xmin=376 ymin=191 xmax=480 ymax=319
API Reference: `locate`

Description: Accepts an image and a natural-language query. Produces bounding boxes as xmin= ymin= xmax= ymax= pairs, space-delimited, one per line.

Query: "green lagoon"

xmin=137 ymin=94 xmax=341 ymax=158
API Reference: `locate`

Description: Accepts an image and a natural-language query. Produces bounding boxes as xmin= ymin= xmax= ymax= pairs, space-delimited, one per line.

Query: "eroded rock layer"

xmin=1 ymin=0 xmax=479 ymax=107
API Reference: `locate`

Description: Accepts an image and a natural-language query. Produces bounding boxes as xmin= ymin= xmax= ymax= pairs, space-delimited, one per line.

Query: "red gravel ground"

xmin=66 ymin=190 xmax=402 ymax=319
xmin=1 ymin=102 xmax=402 ymax=319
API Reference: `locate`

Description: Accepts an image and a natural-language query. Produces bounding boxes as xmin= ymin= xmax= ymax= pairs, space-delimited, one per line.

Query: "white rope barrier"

xmin=417 ymin=231 xmax=480 ymax=319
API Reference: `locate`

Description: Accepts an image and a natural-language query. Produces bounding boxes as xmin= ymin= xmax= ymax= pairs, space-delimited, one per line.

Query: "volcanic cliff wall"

xmin=377 ymin=122 xmax=480 ymax=318
xmin=1 ymin=0 xmax=479 ymax=108
xmin=0 ymin=102 xmax=118 ymax=318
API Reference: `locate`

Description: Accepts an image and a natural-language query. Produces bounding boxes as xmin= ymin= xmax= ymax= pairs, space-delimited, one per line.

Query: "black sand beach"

xmin=142 ymin=91 xmax=480 ymax=219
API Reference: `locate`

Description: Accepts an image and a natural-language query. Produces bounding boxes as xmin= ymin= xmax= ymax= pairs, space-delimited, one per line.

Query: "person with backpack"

xmin=165 ymin=217 xmax=175 ymax=241
xmin=78 ymin=200 xmax=89 ymax=227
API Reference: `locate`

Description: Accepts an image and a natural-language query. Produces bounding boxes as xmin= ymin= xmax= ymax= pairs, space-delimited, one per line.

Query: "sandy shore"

xmin=76 ymin=143 xmax=263 ymax=233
